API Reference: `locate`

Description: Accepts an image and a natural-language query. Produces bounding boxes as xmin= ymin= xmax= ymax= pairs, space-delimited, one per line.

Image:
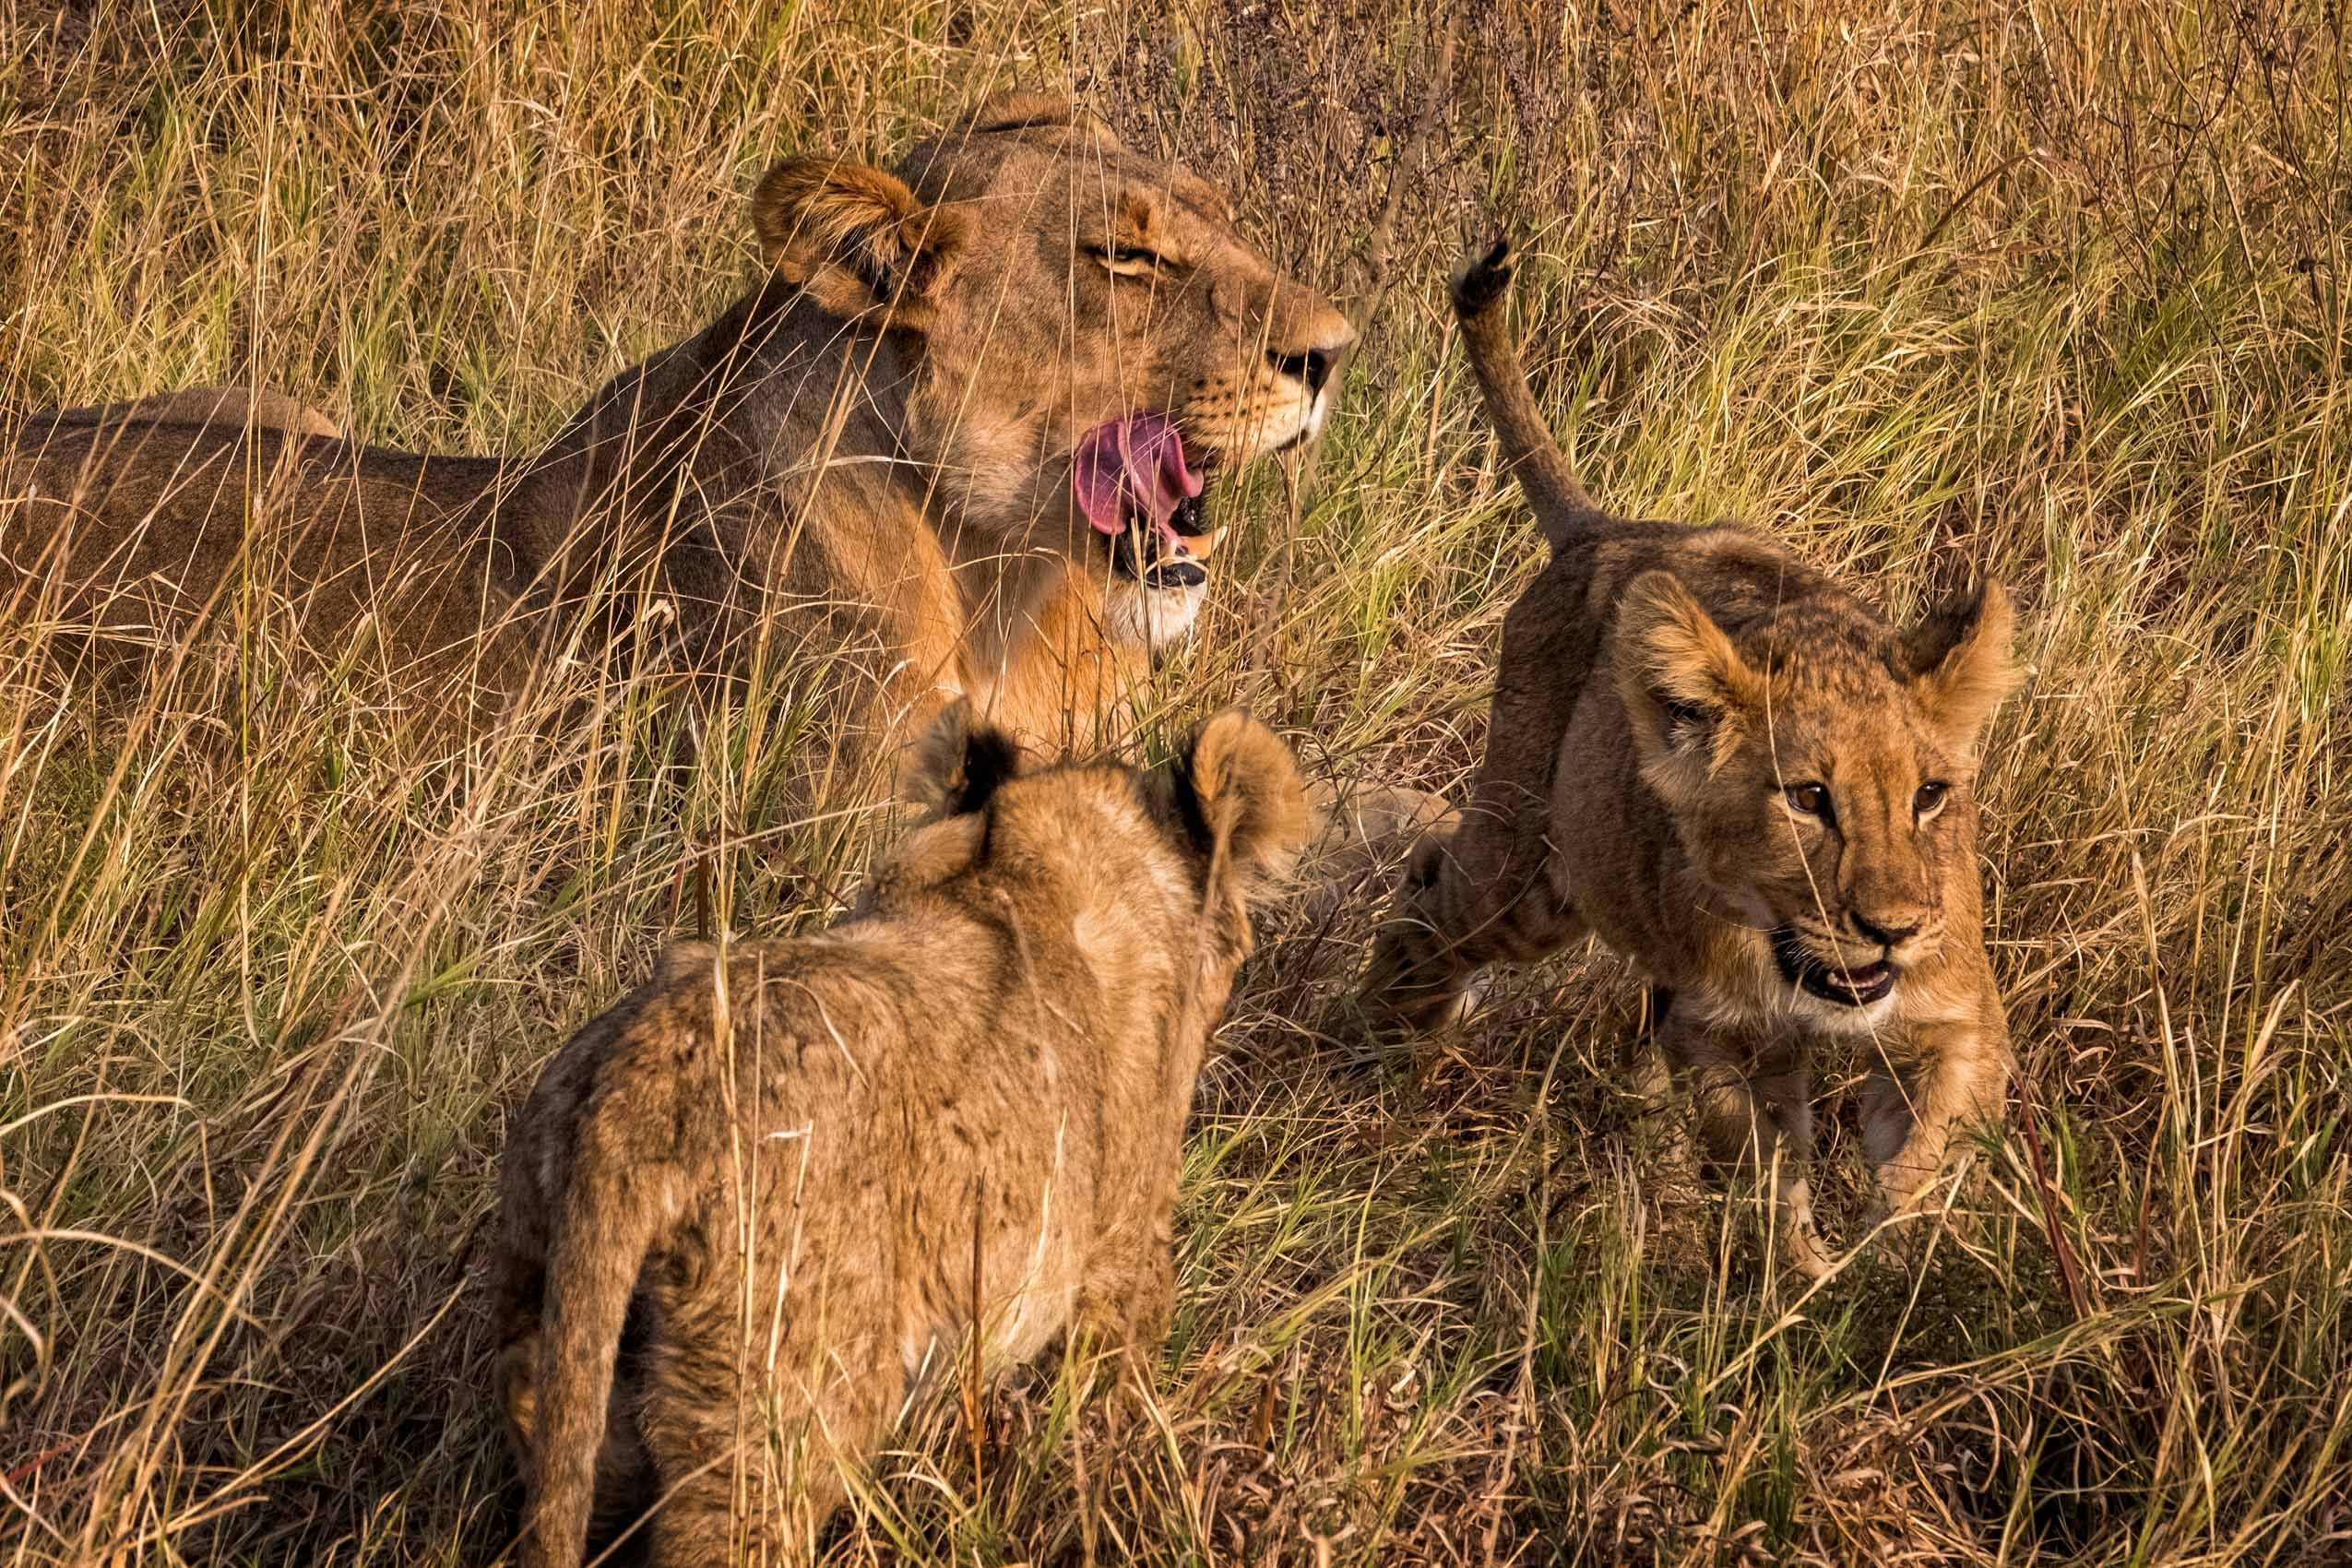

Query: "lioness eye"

xmin=1915 ymin=780 xmax=1949 ymax=816
xmin=1786 ymin=783 xmax=1831 ymax=819
xmin=1089 ymin=243 xmax=1165 ymax=278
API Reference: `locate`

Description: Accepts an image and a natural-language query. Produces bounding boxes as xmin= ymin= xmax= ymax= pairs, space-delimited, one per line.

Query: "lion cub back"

xmin=495 ymin=703 xmax=1306 ymax=1568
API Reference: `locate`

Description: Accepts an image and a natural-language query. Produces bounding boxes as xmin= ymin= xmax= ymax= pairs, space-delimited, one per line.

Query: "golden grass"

xmin=4 ymin=1 xmax=2348 ymax=1562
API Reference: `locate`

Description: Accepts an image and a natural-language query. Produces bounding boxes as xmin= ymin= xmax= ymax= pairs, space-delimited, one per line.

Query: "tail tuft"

xmin=1445 ymin=238 xmax=1612 ymax=553
xmin=1450 ymin=239 xmax=1515 ymax=321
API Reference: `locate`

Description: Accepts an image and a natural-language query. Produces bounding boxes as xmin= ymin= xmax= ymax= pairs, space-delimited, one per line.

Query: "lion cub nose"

xmin=1849 ymin=909 xmax=1925 ymax=948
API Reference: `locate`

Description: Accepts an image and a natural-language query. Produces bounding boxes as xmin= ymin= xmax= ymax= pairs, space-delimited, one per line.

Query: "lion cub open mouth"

xmin=1074 ymin=410 xmax=1221 ymax=589
xmin=1769 ymin=928 xmax=1898 ymax=1008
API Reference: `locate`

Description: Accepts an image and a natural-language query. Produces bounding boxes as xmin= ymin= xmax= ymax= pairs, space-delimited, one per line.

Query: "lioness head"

xmin=752 ymin=92 xmax=1356 ymax=647
xmin=1617 ymin=569 xmax=2020 ymax=1028
xmin=868 ymin=698 xmax=1310 ymax=1011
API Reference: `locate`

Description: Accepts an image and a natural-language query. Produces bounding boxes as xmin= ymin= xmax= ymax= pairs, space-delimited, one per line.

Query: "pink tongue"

xmin=1071 ymin=411 xmax=1204 ymax=541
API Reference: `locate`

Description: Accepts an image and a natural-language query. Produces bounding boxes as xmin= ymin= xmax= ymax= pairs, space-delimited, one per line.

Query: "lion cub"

xmin=494 ymin=703 xmax=1308 ymax=1566
xmin=1363 ymin=244 xmax=2022 ymax=1278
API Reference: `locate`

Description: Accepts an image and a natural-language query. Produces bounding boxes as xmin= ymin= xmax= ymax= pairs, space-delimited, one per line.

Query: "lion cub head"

xmin=750 ymin=93 xmax=1356 ymax=647
xmin=870 ymin=697 xmax=1313 ymax=1006
xmin=1616 ymin=566 xmax=2020 ymax=1028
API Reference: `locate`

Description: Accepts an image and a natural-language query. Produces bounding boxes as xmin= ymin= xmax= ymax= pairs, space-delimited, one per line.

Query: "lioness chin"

xmin=494 ymin=700 xmax=1309 ymax=1567
xmin=2 ymin=93 xmax=1353 ymax=785
xmin=1362 ymin=243 xmax=2022 ymax=1279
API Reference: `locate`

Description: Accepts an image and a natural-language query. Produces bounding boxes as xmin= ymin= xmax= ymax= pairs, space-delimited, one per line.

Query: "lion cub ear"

xmin=865 ymin=701 xmax=1021 ymax=905
xmin=906 ymin=698 xmax=1024 ymax=820
xmin=1903 ymin=579 xmax=2020 ymax=755
xmin=752 ymin=156 xmax=970 ymax=329
xmin=1176 ymin=712 xmax=1311 ymax=894
xmin=1614 ymin=569 xmax=1764 ymax=776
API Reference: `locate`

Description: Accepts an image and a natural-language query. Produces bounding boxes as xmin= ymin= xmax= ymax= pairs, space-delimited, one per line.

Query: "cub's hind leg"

xmin=1359 ymin=797 xmax=1584 ymax=1036
xmin=1358 ymin=557 xmax=1603 ymax=1037
xmin=634 ymin=1284 xmax=898 ymax=1565
xmin=1656 ymin=1007 xmax=1833 ymax=1280
xmin=635 ymin=1310 xmax=810 ymax=1566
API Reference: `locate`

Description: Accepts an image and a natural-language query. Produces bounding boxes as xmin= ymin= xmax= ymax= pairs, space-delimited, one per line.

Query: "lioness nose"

xmin=1850 ymin=909 xmax=1924 ymax=948
xmin=1267 ymin=345 xmax=1335 ymax=394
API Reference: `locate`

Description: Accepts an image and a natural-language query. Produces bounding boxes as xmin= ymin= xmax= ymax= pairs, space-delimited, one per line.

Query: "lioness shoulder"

xmin=493 ymin=700 xmax=1308 ymax=1566
xmin=1363 ymin=243 xmax=2023 ymax=1279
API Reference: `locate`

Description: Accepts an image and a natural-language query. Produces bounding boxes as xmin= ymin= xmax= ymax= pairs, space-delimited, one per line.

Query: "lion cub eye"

xmin=1088 ymin=243 xmax=1166 ymax=279
xmin=1785 ymin=782 xmax=1832 ymax=820
xmin=1914 ymin=780 xmax=1950 ymax=818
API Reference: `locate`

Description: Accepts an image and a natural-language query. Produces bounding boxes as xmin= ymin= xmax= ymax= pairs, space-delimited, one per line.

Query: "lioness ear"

xmin=1173 ymin=711 xmax=1311 ymax=894
xmin=906 ymin=698 xmax=1023 ymax=819
xmin=655 ymin=939 xmax=719 ymax=988
xmin=1614 ymin=569 xmax=1763 ymax=769
xmin=1904 ymin=579 xmax=2020 ymax=754
xmin=752 ymin=156 xmax=970 ymax=328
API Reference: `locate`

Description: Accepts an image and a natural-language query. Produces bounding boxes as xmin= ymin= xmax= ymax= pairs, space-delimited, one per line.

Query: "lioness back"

xmin=1364 ymin=244 xmax=2022 ymax=1279
xmin=44 ymin=386 xmax=340 ymax=440
xmin=0 ymin=416 xmax=523 ymax=704
xmin=495 ymin=701 xmax=1308 ymax=1567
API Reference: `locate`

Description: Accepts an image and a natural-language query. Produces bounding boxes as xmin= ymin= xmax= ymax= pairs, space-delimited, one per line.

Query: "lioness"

xmin=493 ymin=701 xmax=1309 ymax=1566
xmin=1 ymin=93 xmax=1352 ymax=771
xmin=1362 ymin=244 xmax=2021 ymax=1277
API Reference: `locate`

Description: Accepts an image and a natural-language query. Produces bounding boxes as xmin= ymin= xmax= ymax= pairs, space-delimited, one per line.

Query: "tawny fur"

xmin=1362 ymin=243 xmax=2023 ymax=1277
xmin=0 ymin=92 xmax=1354 ymax=783
xmin=493 ymin=703 xmax=1309 ymax=1566
xmin=46 ymin=386 xmax=341 ymax=440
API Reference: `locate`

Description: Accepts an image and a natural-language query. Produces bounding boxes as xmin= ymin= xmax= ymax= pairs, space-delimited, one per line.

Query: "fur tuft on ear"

xmin=1904 ymin=579 xmax=2020 ymax=754
xmin=752 ymin=156 xmax=970 ymax=327
xmin=1174 ymin=711 xmax=1311 ymax=893
xmin=1613 ymin=570 xmax=1763 ymax=771
xmin=906 ymin=699 xmax=1024 ymax=819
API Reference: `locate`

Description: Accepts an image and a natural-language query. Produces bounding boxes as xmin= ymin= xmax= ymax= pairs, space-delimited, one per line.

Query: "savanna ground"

xmin=5 ymin=2 xmax=2349 ymax=1562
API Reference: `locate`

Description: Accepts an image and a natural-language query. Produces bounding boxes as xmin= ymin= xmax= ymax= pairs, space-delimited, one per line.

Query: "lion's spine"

xmin=1450 ymin=243 xmax=1611 ymax=554
xmin=523 ymin=1111 xmax=673 ymax=1568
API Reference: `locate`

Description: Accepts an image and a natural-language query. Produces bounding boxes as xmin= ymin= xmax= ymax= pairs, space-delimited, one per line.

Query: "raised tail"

xmin=1451 ymin=240 xmax=1612 ymax=553
xmin=522 ymin=1121 xmax=674 ymax=1568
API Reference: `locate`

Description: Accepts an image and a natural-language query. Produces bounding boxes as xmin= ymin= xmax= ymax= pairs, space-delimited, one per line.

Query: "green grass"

xmin=5 ymin=1 xmax=2348 ymax=1562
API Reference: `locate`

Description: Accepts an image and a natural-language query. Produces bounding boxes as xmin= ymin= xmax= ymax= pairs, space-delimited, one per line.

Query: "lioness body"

xmin=1 ymin=95 xmax=1351 ymax=778
xmin=1364 ymin=246 xmax=2020 ymax=1274
xmin=494 ymin=706 xmax=1308 ymax=1565
xmin=0 ymin=415 xmax=527 ymax=698
xmin=46 ymin=386 xmax=341 ymax=439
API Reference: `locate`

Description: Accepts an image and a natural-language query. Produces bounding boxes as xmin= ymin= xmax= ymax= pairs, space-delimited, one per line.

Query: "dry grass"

xmin=5 ymin=1 xmax=2349 ymax=1562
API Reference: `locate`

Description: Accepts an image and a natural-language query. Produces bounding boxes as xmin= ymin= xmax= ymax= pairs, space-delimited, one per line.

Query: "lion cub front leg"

xmin=1071 ymin=1210 xmax=1177 ymax=1403
xmin=1656 ymin=1008 xmax=1834 ymax=1281
xmin=1360 ymin=804 xmax=1584 ymax=1036
xmin=1859 ymin=1009 xmax=2013 ymax=1237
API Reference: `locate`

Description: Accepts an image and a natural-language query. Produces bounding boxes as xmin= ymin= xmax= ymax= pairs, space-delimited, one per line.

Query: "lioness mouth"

xmin=1074 ymin=411 xmax=1220 ymax=591
xmin=1770 ymin=928 xmax=1897 ymax=1008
